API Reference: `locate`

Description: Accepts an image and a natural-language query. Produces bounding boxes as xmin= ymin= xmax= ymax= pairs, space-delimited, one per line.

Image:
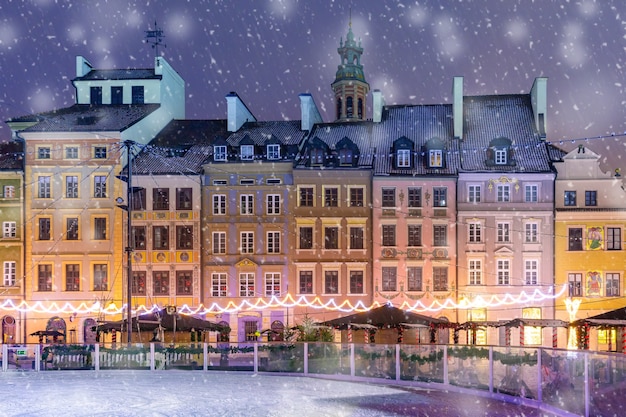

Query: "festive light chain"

xmin=0 ymin=286 xmax=566 ymax=317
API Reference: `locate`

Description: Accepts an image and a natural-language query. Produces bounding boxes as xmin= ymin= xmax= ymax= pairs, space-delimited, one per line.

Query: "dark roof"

xmin=321 ymin=305 xmax=445 ymax=330
xmin=296 ymin=120 xmax=376 ymax=168
xmin=73 ymin=68 xmax=161 ymax=81
xmin=460 ymin=94 xmax=553 ymax=173
xmin=226 ymin=120 xmax=306 ymax=147
xmin=133 ymin=119 xmax=228 ymax=175
xmin=0 ymin=141 xmax=24 ymax=170
xmin=372 ymin=104 xmax=459 ymax=176
xmin=9 ymin=104 xmax=160 ymax=133
xmin=298 ymin=104 xmax=460 ymax=175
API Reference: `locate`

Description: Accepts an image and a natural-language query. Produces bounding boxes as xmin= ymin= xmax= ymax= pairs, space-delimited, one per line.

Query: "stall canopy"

xmin=320 ymin=305 xmax=445 ymax=330
xmin=97 ymin=309 xmax=226 ymax=333
xmin=504 ymin=318 xmax=569 ymax=328
xmin=573 ymin=307 xmax=626 ymax=327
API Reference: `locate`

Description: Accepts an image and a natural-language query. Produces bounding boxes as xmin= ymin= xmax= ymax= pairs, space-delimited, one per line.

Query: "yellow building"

xmin=554 ymin=146 xmax=626 ymax=351
xmin=5 ymin=56 xmax=184 ymax=343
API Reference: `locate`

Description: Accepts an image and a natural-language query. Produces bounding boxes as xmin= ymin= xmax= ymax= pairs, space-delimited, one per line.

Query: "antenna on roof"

xmin=144 ymin=21 xmax=166 ymax=58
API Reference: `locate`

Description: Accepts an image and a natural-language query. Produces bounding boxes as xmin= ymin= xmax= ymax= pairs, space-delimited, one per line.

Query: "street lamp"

xmin=117 ymin=140 xmax=136 ymax=344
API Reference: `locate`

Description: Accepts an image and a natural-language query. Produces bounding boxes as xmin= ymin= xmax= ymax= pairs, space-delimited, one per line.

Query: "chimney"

xmin=531 ymin=77 xmax=548 ymax=139
xmin=299 ymin=93 xmax=323 ymax=131
xmin=453 ymin=76 xmax=464 ymax=140
xmin=372 ymin=89 xmax=385 ymax=123
xmin=226 ymin=92 xmax=256 ymax=132
xmin=75 ymin=56 xmax=93 ymax=78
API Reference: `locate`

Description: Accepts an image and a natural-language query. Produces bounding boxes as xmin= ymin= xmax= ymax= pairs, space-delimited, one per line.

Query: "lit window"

xmin=429 ymin=149 xmax=443 ymax=167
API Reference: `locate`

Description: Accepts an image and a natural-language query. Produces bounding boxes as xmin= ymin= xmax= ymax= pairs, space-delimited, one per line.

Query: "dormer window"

xmin=429 ymin=150 xmax=443 ymax=167
xmin=486 ymin=137 xmax=515 ymax=166
xmin=339 ymin=148 xmax=353 ymax=165
xmin=267 ymin=144 xmax=280 ymax=160
xmin=392 ymin=136 xmax=414 ymax=169
xmin=397 ymin=149 xmax=411 ymax=167
xmin=214 ymin=145 xmax=227 ymax=161
xmin=240 ymin=145 xmax=254 ymax=160
xmin=310 ymin=148 xmax=325 ymax=165
xmin=494 ymin=148 xmax=507 ymax=165
xmin=423 ymin=137 xmax=446 ymax=169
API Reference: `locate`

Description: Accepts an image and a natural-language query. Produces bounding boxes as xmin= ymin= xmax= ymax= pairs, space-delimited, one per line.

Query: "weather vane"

xmin=144 ymin=21 xmax=166 ymax=58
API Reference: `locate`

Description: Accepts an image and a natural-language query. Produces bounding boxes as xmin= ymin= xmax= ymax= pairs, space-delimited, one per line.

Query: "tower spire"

xmin=331 ymin=13 xmax=370 ymax=122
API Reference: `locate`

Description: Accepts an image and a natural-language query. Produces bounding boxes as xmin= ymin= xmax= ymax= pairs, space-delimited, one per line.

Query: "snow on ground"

xmin=0 ymin=371 xmax=556 ymax=417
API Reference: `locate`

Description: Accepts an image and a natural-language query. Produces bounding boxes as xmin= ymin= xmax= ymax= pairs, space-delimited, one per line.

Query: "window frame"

xmin=299 ymin=271 xmax=313 ymax=294
xmin=3 ymin=261 xmax=16 ymax=286
xmin=212 ymin=273 xmax=227 ymax=297
xmin=497 ymin=259 xmax=511 ymax=285
xmin=214 ymin=145 xmax=227 ymax=161
xmin=469 ymin=259 xmax=482 ymax=285
xmin=212 ymin=231 xmax=226 ymax=254
xmin=153 ymin=270 xmax=170 ymax=295
xmin=349 ymin=270 xmax=364 ymax=294
xmin=239 ymin=272 xmax=255 ymax=297
xmin=265 ymin=272 xmax=281 ymax=297
xmin=240 ymin=194 xmax=254 ymax=215
xmin=381 ymin=267 xmax=397 ymax=291
xmin=267 ymin=231 xmax=281 ymax=254
xmin=324 ymin=270 xmax=339 ymax=294
xmin=213 ymin=194 xmax=226 ymax=215
xmin=407 ymin=266 xmax=422 ymax=291
xmin=240 ymin=231 xmax=254 ymax=254
xmin=564 ymin=190 xmax=577 ymax=206
xmin=66 ymin=175 xmax=79 ymax=199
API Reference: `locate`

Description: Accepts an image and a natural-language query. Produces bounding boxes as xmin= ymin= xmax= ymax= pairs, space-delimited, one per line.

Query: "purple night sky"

xmin=1 ymin=1 xmax=625 ymax=166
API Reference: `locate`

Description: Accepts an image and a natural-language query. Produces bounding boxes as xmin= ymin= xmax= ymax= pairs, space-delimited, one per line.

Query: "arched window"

xmin=358 ymin=98 xmax=363 ymax=119
xmin=2 ymin=316 xmax=16 ymax=344
xmin=336 ymin=98 xmax=342 ymax=119
xmin=83 ymin=318 xmax=97 ymax=344
xmin=270 ymin=320 xmax=285 ymax=342
xmin=346 ymin=96 xmax=354 ymax=118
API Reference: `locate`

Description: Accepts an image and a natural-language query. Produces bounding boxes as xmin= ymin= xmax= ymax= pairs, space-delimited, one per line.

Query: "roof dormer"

xmin=305 ymin=137 xmax=330 ymax=167
xmin=392 ymin=136 xmax=414 ymax=169
xmin=423 ymin=137 xmax=446 ymax=169
xmin=239 ymin=135 xmax=255 ymax=161
xmin=486 ymin=137 xmax=515 ymax=167
xmin=335 ymin=136 xmax=360 ymax=167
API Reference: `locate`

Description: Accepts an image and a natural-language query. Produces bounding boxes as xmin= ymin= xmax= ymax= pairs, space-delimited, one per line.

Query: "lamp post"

xmin=117 ymin=140 xmax=135 ymax=344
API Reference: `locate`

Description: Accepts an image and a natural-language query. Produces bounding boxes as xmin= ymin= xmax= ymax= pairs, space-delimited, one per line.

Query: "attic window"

xmin=214 ymin=145 xmax=227 ymax=161
xmin=310 ymin=148 xmax=325 ymax=165
xmin=486 ymin=137 xmax=514 ymax=166
xmin=397 ymin=149 xmax=411 ymax=167
xmin=339 ymin=148 xmax=353 ymax=165
xmin=495 ymin=148 xmax=507 ymax=165
xmin=267 ymin=144 xmax=280 ymax=160
xmin=240 ymin=145 xmax=254 ymax=160
xmin=392 ymin=136 xmax=414 ymax=169
xmin=429 ymin=150 xmax=443 ymax=167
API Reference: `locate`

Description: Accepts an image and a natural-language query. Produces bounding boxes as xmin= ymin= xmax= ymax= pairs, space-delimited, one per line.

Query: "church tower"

xmin=332 ymin=20 xmax=370 ymax=121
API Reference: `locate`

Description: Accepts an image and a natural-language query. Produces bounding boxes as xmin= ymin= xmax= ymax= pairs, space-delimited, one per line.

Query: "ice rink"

xmin=0 ymin=370 xmax=556 ymax=417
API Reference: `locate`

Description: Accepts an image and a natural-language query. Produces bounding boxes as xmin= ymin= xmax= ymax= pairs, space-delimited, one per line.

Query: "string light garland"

xmin=0 ymin=285 xmax=566 ymax=317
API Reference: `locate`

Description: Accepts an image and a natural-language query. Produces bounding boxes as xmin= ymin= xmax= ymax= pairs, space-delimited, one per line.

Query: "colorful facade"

xmin=554 ymin=146 xmax=626 ymax=350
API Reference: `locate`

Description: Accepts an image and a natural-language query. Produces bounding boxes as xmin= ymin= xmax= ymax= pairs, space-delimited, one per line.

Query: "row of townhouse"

xmin=1 ymin=24 xmax=624 ymax=350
